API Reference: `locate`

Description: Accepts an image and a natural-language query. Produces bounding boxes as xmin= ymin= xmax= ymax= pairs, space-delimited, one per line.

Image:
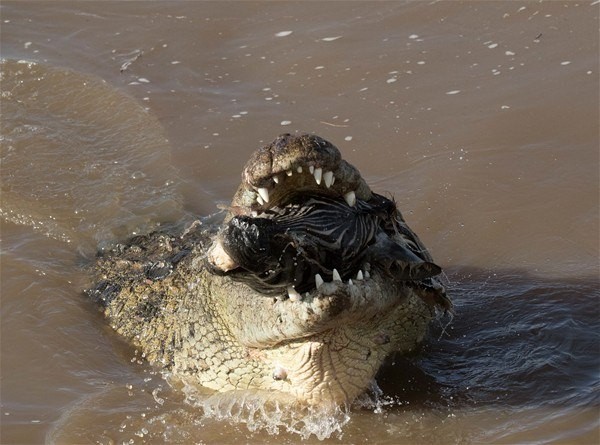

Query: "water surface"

xmin=1 ymin=1 xmax=598 ymax=443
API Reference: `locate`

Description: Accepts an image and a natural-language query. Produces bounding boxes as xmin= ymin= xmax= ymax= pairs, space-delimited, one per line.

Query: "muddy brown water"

xmin=1 ymin=1 xmax=598 ymax=444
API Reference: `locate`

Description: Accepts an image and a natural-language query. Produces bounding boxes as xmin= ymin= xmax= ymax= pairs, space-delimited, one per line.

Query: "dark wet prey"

xmin=220 ymin=193 xmax=442 ymax=297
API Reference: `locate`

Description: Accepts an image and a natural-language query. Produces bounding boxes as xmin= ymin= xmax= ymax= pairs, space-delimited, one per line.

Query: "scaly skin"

xmin=89 ymin=134 xmax=447 ymax=406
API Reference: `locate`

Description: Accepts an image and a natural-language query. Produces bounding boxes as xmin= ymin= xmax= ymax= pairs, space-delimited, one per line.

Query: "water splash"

xmin=183 ymin=384 xmax=351 ymax=440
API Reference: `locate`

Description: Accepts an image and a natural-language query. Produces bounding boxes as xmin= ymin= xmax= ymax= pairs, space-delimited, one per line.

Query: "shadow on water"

xmin=376 ymin=267 xmax=600 ymax=413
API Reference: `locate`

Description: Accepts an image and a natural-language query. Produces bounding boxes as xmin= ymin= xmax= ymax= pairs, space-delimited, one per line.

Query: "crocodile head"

xmin=201 ymin=134 xmax=451 ymax=404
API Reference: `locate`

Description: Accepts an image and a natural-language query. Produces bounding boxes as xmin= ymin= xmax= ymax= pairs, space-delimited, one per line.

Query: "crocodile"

xmin=89 ymin=133 xmax=451 ymax=406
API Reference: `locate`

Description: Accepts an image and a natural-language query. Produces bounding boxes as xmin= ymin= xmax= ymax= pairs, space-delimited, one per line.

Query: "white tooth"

xmin=364 ymin=270 xmax=371 ymax=279
xmin=297 ymin=166 xmax=303 ymax=173
xmin=315 ymin=274 xmax=324 ymax=288
xmin=323 ymin=171 xmax=334 ymax=188
xmin=287 ymin=286 xmax=302 ymax=301
xmin=344 ymin=191 xmax=356 ymax=206
xmin=313 ymin=168 xmax=322 ymax=185
xmin=273 ymin=176 xmax=280 ymax=184
xmin=286 ymin=169 xmax=293 ymax=176
xmin=257 ymin=194 xmax=265 ymax=205
xmin=257 ymin=187 xmax=270 ymax=203
xmin=309 ymin=165 xmax=315 ymax=174
xmin=348 ymin=279 xmax=354 ymax=286
xmin=356 ymin=270 xmax=364 ymax=280
xmin=332 ymin=268 xmax=342 ymax=281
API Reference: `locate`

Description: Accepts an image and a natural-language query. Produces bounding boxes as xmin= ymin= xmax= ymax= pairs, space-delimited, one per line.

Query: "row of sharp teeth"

xmin=255 ymin=166 xmax=357 ymax=207
xmin=286 ymin=268 xmax=370 ymax=301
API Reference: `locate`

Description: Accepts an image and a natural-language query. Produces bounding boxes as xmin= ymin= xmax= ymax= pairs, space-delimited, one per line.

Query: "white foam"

xmin=196 ymin=389 xmax=350 ymax=439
